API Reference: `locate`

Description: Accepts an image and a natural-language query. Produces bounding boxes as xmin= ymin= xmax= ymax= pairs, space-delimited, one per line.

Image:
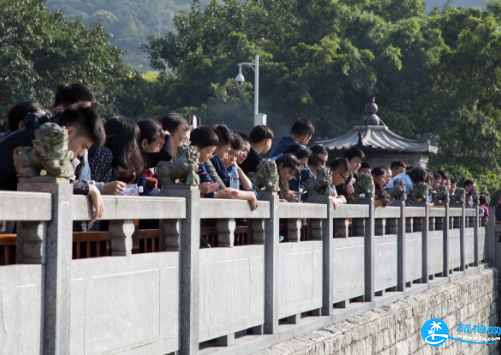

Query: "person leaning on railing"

xmin=0 ymin=104 xmax=106 ymax=233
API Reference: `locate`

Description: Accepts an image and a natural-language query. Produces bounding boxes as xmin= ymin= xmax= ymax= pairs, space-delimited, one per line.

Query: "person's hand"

xmin=88 ymin=184 xmax=104 ymax=222
xmin=249 ymin=197 xmax=259 ymax=211
xmin=103 ymin=181 xmax=127 ymax=195
xmin=287 ymin=191 xmax=301 ymax=202
xmin=214 ymin=190 xmax=238 ymax=199
xmin=199 ymin=182 xmax=219 ymax=194
xmin=145 ymin=177 xmax=158 ymax=189
xmin=333 ymin=200 xmax=338 ymax=210
xmin=346 ymin=184 xmax=354 ymax=194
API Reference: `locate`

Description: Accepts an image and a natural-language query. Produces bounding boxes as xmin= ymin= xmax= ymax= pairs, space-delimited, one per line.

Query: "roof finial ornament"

xmin=363 ymin=96 xmax=380 ymax=125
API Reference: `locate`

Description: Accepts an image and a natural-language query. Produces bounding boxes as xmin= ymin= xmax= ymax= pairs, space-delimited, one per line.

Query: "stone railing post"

xmin=443 ymin=203 xmax=450 ymax=277
xmin=421 ymin=203 xmax=429 ymax=284
xmin=18 ymin=181 xmax=73 ymax=355
xmin=485 ymin=207 xmax=495 ymax=268
xmin=474 ymin=206 xmax=480 ymax=267
xmin=161 ymin=186 xmax=200 ymax=355
xmin=460 ymin=204 xmax=466 ymax=271
xmin=258 ymin=191 xmax=279 ymax=335
xmin=309 ymin=196 xmax=333 ymax=316
xmin=395 ymin=200 xmax=406 ymax=292
xmin=356 ymin=198 xmax=375 ymax=303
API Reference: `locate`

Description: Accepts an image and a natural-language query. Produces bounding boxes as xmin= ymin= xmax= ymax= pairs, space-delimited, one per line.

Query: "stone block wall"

xmin=258 ymin=268 xmax=498 ymax=355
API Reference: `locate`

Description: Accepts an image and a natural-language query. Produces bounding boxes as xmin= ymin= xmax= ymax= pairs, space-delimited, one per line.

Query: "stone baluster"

xmin=309 ymin=219 xmax=322 ymax=241
xmin=250 ymin=218 xmax=265 ymax=245
xmin=460 ymin=205 xmax=466 ymax=271
xmin=454 ymin=217 xmax=460 ymax=229
xmin=18 ymin=221 xmax=46 ymax=264
xmin=414 ymin=217 xmax=422 ymax=232
xmin=395 ymin=201 xmax=406 ymax=292
xmin=287 ymin=219 xmax=302 ymax=242
xmin=337 ymin=218 xmax=349 ymax=238
xmin=429 ymin=217 xmax=435 ymax=231
xmin=354 ymin=218 xmax=365 ymax=237
xmin=375 ymin=218 xmax=386 ymax=236
xmin=443 ymin=205 xmax=450 ymax=277
xmin=160 ymin=219 xmax=181 ymax=251
xmin=421 ymin=204 xmax=430 ymax=284
xmin=217 ymin=218 xmax=236 ymax=247
xmin=406 ymin=217 xmax=413 ymax=233
xmin=388 ymin=218 xmax=398 ymax=235
xmin=109 ymin=220 xmax=135 ymax=256
xmin=436 ymin=217 xmax=443 ymax=231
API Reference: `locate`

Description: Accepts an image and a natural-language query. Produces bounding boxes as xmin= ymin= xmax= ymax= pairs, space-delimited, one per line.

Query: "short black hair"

xmin=360 ymin=162 xmax=373 ymax=170
xmin=7 ymin=101 xmax=47 ymax=132
xmin=372 ymin=167 xmax=385 ymax=177
xmin=137 ymin=119 xmax=163 ymax=144
xmin=250 ymin=125 xmax=274 ymax=143
xmin=276 ymin=153 xmax=300 ymax=174
xmin=160 ymin=113 xmax=190 ymax=133
xmin=451 ymin=178 xmax=457 ymax=184
xmin=285 ymin=142 xmax=312 ymax=160
xmin=54 ymin=83 xmax=96 ymax=108
xmin=190 ymin=126 xmax=218 ymax=148
xmin=237 ymin=132 xmax=252 ymax=146
xmin=330 ymin=157 xmax=351 ymax=174
xmin=405 ymin=165 xmax=416 ymax=172
xmin=464 ymin=179 xmax=474 ymax=188
xmin=308 ymin=155 xmax=324 ymax=170
xmin=344 ymin=146 xmax=365 ymax=161
xmin=433 ymin=172 xmax=442 ymax=181
xmin=290 ymin=118 xmax=314 ymax=137
xmin=479 ymin=195 xmax=487 ymax=205
xmin=407 ymin=167 xmax=428 ymax=184
xmin=437 ymin=170 xmax=448 ymax=181
xmin=390 ymin=159 xmax=407 ymax=170
xmin=375 ymin=190 xmax=390 ymax=207
xmin=310 ymin=144 xmax=328 ymax=156
xmin=58 ymin=104 xmax=105 ymax=149
xmin=231 ymin=132 xmax=245 ymax=151
xmin=213 ymin=124 xmax=234 ymax=147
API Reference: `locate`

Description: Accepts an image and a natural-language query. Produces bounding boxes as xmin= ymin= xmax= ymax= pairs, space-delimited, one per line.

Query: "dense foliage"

xmin=0 ymin=0 xmax=143 ymax=118
xmin=141 ymin=0 xmax=501 ymax=199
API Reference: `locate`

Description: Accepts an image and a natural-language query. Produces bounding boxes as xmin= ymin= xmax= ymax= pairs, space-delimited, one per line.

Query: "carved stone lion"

xmin=409 ymin=182 xmax=429 ymax=202
xmin=353 ymin=173 xmax=375 ymax=198
xmin=157 ymin=145 xmax=200 ymax=186
xmin=450 ymin=187 xmax=465 ymax=205
xmin=432 ymin=185 xmax=450 ymax=205
xmin=470 ymin=189 xmax=479 ymax=205
xmin=305 ymin=167 xmax=334 ymax=196
xmin=14 ymin=122 xmax=75 ymax=179
xmin=385 ymin=179 xmax=407 ymax=202
xmin=248 ymin=158 xmax=280 ymax=192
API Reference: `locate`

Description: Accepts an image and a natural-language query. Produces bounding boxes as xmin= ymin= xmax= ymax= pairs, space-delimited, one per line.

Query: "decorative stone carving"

xmin=450 ymin=187 xmax=465 ymax=205
xmin=217 ymin=219 xmax=236 ymax=247
xmin=248 ymin=158 xmax=280 ymax=192
xmin=109 ymin=220 xmax=135 ymax=256
xmin=305 ymin=167 xmax=334 ymax=196
xmin=353 ymin=173 xmax=375 ymax=199
xmin=161 ymin=219 xmax=180 ymax=251
xmin=157 ymin=145 xmax=200 ymax=186
xmin=309 ymin=219 xmax=322 ymax=240
xmin=409 ymin=182 xmax=429 ymax=202
xmin=19 ymin=221 xmax=46 ymax=264
xmin=432 ymin=185 xmax=450 ymax=205
xmin=250 ymin=219 xmax=265 ymax=245
xmin=287 ymin=219 xmax=302 ymax=242
xmin=386 ymin=179 xmax=407 ymax=202
xmin=470 ymin=189 xmax=479 ymax=205
xmin=13 ymin=122 xmax=75 ymax=179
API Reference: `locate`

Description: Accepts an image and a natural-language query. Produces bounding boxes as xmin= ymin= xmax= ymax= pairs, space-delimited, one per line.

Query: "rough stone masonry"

xmin=258 ymin=268 xmax=499 ymax=355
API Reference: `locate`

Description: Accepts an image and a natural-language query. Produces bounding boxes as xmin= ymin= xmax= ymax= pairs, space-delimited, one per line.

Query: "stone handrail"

xmin=0 ymin=184 xmax=491 ymax=355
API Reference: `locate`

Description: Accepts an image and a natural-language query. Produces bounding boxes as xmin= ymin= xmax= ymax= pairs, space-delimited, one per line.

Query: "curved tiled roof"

xmin=315 ymin=125 xmax=439 ymax=154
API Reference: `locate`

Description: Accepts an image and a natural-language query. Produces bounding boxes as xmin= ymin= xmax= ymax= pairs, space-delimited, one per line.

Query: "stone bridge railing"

xmin=0 ymin=182 xmax=491 ymax=355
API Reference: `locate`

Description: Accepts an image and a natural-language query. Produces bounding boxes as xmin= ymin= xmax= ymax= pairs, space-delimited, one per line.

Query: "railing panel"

xmin=375 ymin=234 xmax=398 ymax=292
xmin=0 ymin=264 xmax=43 ymax=354
xmin=72 ymin=196 xmax=186 ymax=221
xmin=449 ymin=230 xmax=461 ymax=269
xmin=479 ymin=226 xmax=486 ymax=262
xmin=428 ymin=231 xmax=444 ymax=275
xmin=70 ymin=252 xmax=179 ymax=355
xmin=0 ymin=191 xmax=52 ymax=221
xmin=200 ymin=199 xmax=270 ymax=219
xmin=199 ymin=245 xmax=264 ymax=342
xmin=332 ymin=204 xmax=369 ymax=218
xmin=279 ymin=202 xmax=326 ymax=219
xmin=465 ymin=227 xmax=475 ymax=265
xmin=406 ymin=232 xmax=422 ymax=282
xmin=278 ymin=241 xmax=322 ymax=319
xmin=332 ymin=237 xmax=364 ymax=303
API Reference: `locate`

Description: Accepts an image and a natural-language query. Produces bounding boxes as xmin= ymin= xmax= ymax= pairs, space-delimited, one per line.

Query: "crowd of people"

xmin=0 ymin=83 xmax=494 ymax=237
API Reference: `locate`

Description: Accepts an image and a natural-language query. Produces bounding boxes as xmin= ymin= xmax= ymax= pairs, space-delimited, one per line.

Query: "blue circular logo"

xmin=421 ymin=318 xmax=449 ymax=347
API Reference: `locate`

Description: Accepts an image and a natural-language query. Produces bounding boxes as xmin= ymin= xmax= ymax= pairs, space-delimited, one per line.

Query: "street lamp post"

xmin=235 ymin=55 xmax=267 ymax=126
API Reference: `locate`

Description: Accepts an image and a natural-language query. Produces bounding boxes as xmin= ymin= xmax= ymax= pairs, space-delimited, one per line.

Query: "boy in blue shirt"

xmin=269 ymin=118 xmax=314 ymax=158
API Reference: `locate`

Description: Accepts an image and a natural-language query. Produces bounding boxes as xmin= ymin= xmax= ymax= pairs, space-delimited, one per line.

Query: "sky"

xmin=425 ymin=0 xmax=487 ymax=12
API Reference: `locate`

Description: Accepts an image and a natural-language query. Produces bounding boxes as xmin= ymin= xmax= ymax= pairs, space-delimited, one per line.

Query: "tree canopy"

xmin=140 ymin=0 xmax=501 ymax=198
